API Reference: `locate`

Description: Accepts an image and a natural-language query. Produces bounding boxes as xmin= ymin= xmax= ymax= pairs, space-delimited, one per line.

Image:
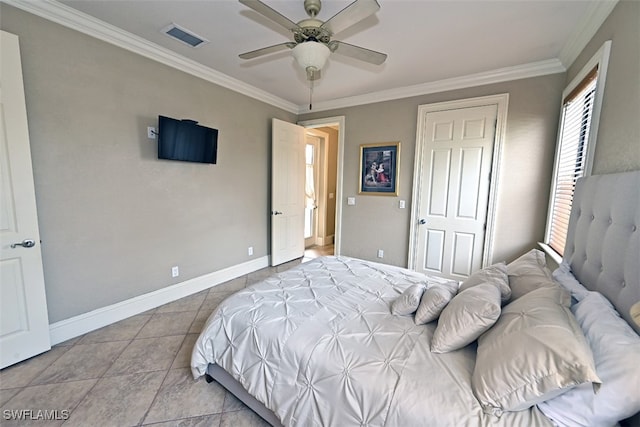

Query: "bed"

xmin=192 ymin=170 xmax=640 ymax=426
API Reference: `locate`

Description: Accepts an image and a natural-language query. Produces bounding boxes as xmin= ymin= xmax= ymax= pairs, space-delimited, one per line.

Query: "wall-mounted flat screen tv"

xmin=158 ymin=115 xmax=218 ymax=164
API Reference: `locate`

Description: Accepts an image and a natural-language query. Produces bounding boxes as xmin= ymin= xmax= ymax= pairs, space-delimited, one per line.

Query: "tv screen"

xmin=158 ymin=116 xmax=218 ymax=164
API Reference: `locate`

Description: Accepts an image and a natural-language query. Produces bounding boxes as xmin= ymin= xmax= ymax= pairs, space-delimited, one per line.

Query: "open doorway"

xmin=304 ymin=134 xmax=321 ymax=248
xmin=301 ymin=120 xmax=342 ymax=261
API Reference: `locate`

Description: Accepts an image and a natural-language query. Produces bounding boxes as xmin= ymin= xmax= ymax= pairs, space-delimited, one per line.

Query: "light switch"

xmin=399 ymin=200 xmax=406 ymax=209
xmin=329 ymin=193 xmax=334 ymax=199
xmin=347 ymin=197 xmax=356 ymax=206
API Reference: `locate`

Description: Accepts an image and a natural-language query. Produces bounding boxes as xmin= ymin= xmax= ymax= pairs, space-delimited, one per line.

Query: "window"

xmin=544 ymin=41 xmax=611 ymax=259
xmin=546 ymin=69 xmax=597 ymax=254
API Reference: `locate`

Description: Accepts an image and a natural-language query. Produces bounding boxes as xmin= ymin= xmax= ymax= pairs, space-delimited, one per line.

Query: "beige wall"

xmin=301 ymin=74 xmax=565 ymax=266
xmin=567 ymin=0 xmax=640 ymax=174
xmin=1 ymin=5 xmax=296 ymax=323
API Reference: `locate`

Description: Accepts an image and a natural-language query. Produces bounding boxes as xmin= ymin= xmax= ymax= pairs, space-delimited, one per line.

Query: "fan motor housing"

xmin=295 ymin=19 xmax=331 ymax=43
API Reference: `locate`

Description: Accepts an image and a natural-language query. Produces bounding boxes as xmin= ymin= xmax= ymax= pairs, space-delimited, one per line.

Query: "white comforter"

xmin=191 ymin=256 xmax=553 ymax=426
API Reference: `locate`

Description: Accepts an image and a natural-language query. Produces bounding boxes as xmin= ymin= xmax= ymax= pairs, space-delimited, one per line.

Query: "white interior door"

xmin=413 ymin=104 xmax=498 ymax=279
xmin=0 ymin=31 xmax=51 ymax=368
xmin=271 ymin=119 xmax=305 ymax=266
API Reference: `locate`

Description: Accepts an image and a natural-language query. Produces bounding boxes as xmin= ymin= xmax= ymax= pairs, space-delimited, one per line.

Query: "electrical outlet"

xmin=147 ymin=126 xmax=157 ymax=139
xmin=171 ymin=266 xmax=179 ymax=277
xmin=377 ymin=249 xmax=384 ymax=258
xmin=248 ymin=246 xmax=254 ymax=256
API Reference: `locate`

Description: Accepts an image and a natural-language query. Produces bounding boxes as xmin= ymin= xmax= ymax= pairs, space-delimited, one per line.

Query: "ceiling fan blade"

xmin=321 ymin=0 xmax=380 ymax=35
xmin=239 ymin=42 xmax=296 ymax=60
xmin=239 ymin=0 xmax=300 ymax=32
xmin=329 ymin=41 xmax=387 ymax=65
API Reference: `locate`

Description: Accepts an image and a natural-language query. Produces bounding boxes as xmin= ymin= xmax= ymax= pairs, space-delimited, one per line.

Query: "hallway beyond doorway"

xmin=303 ymin=244 xmax=334 ymax=262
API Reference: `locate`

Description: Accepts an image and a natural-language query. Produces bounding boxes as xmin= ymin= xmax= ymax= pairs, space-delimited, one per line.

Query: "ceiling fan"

xmin=238 ymin=0 xmax=387 ymax=81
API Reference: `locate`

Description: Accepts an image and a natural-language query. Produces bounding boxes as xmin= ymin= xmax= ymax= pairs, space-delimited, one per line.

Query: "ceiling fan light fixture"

xmin=292 ymin=42 xmax=331 ymax=75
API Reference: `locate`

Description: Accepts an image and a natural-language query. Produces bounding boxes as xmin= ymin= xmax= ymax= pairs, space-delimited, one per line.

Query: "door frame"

xmin=297 ymin=116 xmax=345 ymax=256
xmin=304 ymin=133 xmax=321 ymax=248
xmin=305 ymin=128 xmax=332 ymax=248
xmin=408 ymin=94 xmax=509 ymax=270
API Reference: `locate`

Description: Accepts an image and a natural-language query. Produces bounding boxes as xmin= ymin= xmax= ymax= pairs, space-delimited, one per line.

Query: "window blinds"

xmin=548 ymin=68 xmax=598 ymax=255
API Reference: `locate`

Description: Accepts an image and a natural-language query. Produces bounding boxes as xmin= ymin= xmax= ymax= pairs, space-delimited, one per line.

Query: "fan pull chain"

xmin=309 ymin=77 xmax=314 ymax=110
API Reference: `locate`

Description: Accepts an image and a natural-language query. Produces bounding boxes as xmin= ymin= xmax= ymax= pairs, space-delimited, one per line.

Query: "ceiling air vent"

xmin=162 ymin=23 xmax=209 ymax=48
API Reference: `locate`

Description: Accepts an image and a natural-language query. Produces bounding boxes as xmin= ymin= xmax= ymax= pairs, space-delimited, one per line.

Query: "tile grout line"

xmin=23 ymin=339 xmax=132 ymax=388
xmin=135 ymin=288 xmax=211 ymax=427
xmin=135 ymin=364 xmax=172 ymax=426
xmin=59 ymin=337 xmax=133 ymax=426
xmin=130 ymin=310 xmax=164 ymax=341
xmin=185 ymin=288 xmax=211 ymax=335
xmin=0 ymin=345 xmax=69 ymax=393
xmin=53 ymin=311 xmax=157 ymax=425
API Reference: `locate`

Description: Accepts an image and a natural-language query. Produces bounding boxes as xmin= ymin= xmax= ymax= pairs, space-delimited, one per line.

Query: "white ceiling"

xmin=20 ymin=0 xmax=616 ymax=112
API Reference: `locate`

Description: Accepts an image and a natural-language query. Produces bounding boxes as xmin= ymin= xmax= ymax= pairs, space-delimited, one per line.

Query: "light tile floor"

xmin=0 ymin=246 xmax=333 ymax=427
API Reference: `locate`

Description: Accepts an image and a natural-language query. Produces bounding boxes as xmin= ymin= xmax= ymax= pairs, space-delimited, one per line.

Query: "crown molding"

xmin=300 ymin=58 xmax=566 ymax=113
xmin=5 ymin=0 xmax=613 ymax=115
xmin=558 ymin=0 xmax=618 ymax=69
xmin=2 ymin=0 xmax=299 ymax=114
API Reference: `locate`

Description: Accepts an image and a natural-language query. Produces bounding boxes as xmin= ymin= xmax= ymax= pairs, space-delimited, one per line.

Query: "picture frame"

xmin=358 ymin=142 xmax=400 ymax=196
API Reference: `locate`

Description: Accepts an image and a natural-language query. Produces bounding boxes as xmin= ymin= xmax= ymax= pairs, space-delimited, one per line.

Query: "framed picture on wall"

xmin=358 ymin=142 xmax=400 ymax=196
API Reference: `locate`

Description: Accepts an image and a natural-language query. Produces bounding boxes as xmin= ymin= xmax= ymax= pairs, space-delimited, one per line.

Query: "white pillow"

xmin=538 ymin=291 xmax=640 ymax=426
xmin=390 ymin=284 xmax=426 ymax=316
xmin=414 ymin=282 xmax=458 ymax=325
xmin=507 ymin=249 xmax=555 ymax=301
xmin=472 ymin=286 xmax=600 ymax=413
xmin=459 ymin=262 xmax=511 ymax=303
xmin=431 ymin=283 xmax=501 ymax=353
xmin=552 ymin=261 xmax=590 ymax=301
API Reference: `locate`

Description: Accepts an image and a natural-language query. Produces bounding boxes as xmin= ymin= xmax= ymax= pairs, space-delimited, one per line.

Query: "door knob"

xmin=272 ymin=211 xmax=283 ymax=215
xmin=419 ymin=219 xmax=427 ymax=225
xmin=11 ymin=239 xmax=36 ymax=248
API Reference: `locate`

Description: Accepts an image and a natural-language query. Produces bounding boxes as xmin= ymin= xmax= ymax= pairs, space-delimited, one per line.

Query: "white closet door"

xmin=414 ymin=104 xmax=498 ymax=279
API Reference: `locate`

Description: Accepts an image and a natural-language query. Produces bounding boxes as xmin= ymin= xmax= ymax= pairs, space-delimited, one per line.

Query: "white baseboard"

xmin=49 ymin=256 xmax=269 ymax=345
xmin=316 ymin=235 xmax=334 ymax=246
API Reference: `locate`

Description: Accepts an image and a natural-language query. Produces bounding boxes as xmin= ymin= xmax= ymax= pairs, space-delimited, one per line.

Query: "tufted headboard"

xmin=563 ymin=170 xmax=640 ymax=334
